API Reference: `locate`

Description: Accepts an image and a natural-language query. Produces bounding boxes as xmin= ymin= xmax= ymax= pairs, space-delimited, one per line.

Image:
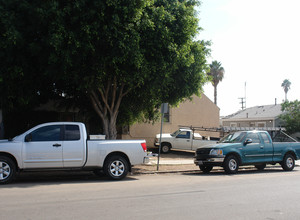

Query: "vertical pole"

xmin=244 ymin=82 xmax=247 ymax=109
xmin=157 ymin=104 xmax=165 ymax=171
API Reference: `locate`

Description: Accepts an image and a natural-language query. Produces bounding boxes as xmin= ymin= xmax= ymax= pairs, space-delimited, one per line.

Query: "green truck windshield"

xmin=220 ymin=132 xmax=247 ymax=143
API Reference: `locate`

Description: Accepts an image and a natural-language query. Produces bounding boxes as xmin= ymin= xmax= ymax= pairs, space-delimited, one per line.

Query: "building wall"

xmin=122 ymin=94 xmax=220 ymax=145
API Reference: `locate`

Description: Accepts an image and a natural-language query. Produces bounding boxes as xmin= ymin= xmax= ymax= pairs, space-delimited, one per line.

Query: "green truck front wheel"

xmin=223 ymin=155 xmax=239 ymax=174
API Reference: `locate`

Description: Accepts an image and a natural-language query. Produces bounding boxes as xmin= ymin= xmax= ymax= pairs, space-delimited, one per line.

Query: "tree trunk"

xmin=109 ymin=117 xmax=117 ymax=139
xmin=88 ymin=78 xmax=129 ymax=140
xmin=101 ymin=116 xmax=117 ymax=140
xmin=285 ymin=92 xmax=287 ymax=102
xmin=214 ymin=85 xmax=217 ymax=105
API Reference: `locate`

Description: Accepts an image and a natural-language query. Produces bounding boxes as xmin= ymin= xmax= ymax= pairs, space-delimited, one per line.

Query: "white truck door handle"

xmin=53 ymin=143 xmax=62 ymax=147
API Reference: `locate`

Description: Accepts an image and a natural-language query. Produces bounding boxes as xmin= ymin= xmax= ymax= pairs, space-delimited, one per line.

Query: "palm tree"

xmin=281 ymin=79 xmax=291 ymax=101
xmin=207 ymin=60 xmax=225 ymax=105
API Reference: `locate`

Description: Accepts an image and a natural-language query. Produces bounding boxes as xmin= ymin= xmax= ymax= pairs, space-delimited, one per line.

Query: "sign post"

xmin=157 ymin=103 xmax=168 ymax=171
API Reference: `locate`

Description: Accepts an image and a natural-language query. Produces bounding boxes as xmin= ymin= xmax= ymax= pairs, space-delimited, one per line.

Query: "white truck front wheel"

xmin=161 ymin=144 xmax=171 ymax=153
xmin=0 ymin=156 xmax=16 ymax=184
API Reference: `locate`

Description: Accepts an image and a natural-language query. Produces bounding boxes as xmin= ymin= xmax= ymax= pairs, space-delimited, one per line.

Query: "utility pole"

xmin=239 ymin=97 xmax=246 ymax=110
xmin=244 ymin=82 xmax=247 ymax=109
xmin=239 ymin=82 xmax=247 ymax=110
xmin=157 ymin=103 xmax=168 ymax=171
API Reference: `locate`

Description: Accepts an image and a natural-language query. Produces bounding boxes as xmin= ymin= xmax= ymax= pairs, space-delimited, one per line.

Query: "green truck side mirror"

xmin=244 ymin=139 xmax=253 ymax=145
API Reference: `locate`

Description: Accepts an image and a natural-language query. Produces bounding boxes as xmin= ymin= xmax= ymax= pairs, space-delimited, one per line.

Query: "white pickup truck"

xmin=154 ymin=128 xmax=217 ymax=153
xmin=0 ymin=122 xmax=148 ymax=184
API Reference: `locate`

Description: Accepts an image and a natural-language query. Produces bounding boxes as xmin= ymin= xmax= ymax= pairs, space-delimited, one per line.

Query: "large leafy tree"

xmin=0 ymin=0 xmax=56 ymax=110
xmin=207 ymin=60 xmax=224 ymax=105
xmin=281 ymin=79 xmax=291 ymax=102
xmin=280 ymin=100 xmax=300 ymax=134
xmin=0 ymin=0 xmax=209 ymax=139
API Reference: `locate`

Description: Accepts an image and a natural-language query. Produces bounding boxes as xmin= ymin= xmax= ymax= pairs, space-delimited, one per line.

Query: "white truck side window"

xmin=30 ymin=125 xmax=62 ymax=142
xmin=64 ymin=125 xmax=80 ymax=141
xmin=177 ymin=131 xmax=190 ymax=139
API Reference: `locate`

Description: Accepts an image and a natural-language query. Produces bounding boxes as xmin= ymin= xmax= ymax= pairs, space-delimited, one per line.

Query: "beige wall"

xmin=122 ymin=94 xmax=220 ymax=145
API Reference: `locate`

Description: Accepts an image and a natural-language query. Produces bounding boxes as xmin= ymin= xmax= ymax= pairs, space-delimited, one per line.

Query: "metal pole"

xmin=244 ymin=81 xmax=247 ymax=109
xmin=157 ymin=105 xmax=165 ymax=171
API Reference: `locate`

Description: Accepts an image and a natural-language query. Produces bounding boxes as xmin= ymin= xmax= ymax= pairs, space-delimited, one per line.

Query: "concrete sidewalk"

xmin=146 ymin=156 xmax=194 ymax=165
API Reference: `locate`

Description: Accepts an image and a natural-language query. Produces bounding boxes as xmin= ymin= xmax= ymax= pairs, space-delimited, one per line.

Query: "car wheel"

xmin=281 ymin=153 xmax=295 ymax=171
xmin=223 ymin=155 xmax=239 ymax=174
xmin=161 ymin=144 xmax=171 ymax=153
xmin=104 ymin=155 xmax=129 ymax=180
xmin=0 ymin=156 xmax=16 ymax=184
xmin=199 ymin=165 xmax=213 ymax=174
xmin=255 ymin=164 xmax=266 ymax=171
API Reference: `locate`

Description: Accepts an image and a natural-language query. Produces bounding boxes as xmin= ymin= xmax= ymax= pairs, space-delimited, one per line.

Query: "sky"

xmin=196 ymin=0 xmax=300 ymax=116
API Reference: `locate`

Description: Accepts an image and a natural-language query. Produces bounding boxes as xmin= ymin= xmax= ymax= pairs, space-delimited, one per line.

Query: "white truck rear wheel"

xmin=104 ymin=155 xmax=129 ymax=180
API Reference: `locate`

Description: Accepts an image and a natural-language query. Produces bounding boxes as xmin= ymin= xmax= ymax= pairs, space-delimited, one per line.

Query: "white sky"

xmin=197 ymin=0 xmax=300 ymax=116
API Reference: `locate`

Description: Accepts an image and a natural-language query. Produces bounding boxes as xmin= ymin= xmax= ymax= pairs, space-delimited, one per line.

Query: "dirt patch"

xmin=132 ymin=163 xmax=199 ymax=174
xmin=131 ymin=149 xmax=198 ymax=174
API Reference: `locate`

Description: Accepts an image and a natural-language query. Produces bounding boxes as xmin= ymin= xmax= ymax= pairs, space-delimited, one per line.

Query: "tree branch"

xmin=90 ymin=90 xmax=104 ymax=112
xmin=111 ymin=76 xmax=117 ymax=111
xmin=98 ymin=86 xmax=113 ymax=116
xmin=89 ymin=92 xmax=105 ymax=121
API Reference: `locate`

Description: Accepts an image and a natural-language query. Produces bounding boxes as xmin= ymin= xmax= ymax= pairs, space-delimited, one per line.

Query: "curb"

xmin=132 ymin=164 xmax=300 ymax=175
xmin=132 ymin=169 xmax=199 ymax=175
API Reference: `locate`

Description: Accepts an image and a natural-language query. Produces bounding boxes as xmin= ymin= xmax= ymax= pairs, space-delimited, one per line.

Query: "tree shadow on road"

xmin=1 ymin=171 xmax=138 ymax=188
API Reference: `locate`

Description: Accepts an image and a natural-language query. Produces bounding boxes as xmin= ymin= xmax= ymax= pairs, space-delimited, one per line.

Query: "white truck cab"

xmin=154 ymin=128 xmax=216 ymax=153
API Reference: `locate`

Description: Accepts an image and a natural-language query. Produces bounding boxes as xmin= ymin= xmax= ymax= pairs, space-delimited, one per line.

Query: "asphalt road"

xmin=1 ymin=166 xmax=300 ymax=220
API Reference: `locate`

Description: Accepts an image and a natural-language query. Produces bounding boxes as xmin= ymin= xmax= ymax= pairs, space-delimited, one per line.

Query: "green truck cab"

xmin=194 ymin=130 xmax=300 ymax=174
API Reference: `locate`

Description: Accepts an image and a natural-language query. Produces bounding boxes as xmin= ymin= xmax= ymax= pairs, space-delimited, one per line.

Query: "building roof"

xmin=222 ymin=104 xmax=282 ymax=120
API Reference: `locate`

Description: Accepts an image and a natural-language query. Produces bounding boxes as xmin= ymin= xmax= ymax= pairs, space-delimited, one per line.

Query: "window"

xmin=176 ymin=131 xmax=190 ymax=139
xmin=64 ymin=125 xmax=80 ymax=141
xmin=220 ymin=132 xmax=247 ymax=143
xmin=30 ymin=125 xmax=62 ymax=142
xmin=230 ymin=123 xmax=237 ymax=127
xmin=246 ymin=133 xmax=261 ymax=143
xmin=261 ymin=133 xmax=270 ymax=143
xmin=257 ymin=122 xmax=266 ymax=128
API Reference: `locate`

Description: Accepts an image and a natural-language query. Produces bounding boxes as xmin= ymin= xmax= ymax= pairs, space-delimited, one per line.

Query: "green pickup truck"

xmin=194 ymin=130 xmax=300 ymax=174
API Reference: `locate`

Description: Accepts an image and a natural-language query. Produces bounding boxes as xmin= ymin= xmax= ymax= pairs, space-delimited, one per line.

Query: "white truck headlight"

xmin=210 ymin=149 xmax=223 ymax=156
